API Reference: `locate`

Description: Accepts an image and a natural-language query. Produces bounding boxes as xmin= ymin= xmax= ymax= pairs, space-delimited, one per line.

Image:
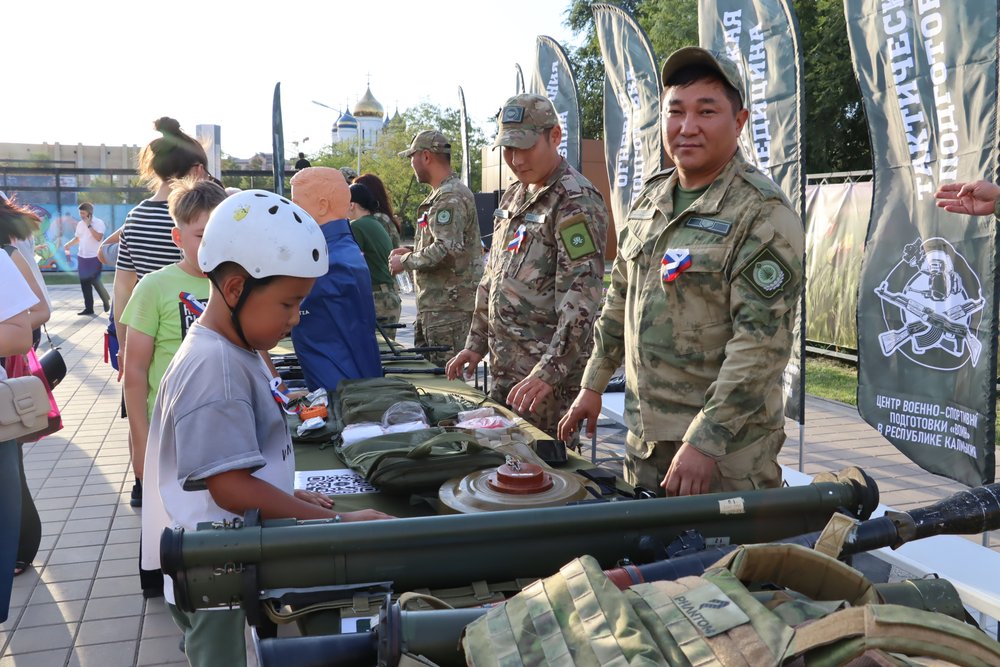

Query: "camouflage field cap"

xmin=398 ymin=130 xmax=452 ymax=157
xmin=493 ymin=93 xmax=559 ymax=150
xmin=660 ymin=46 xmax=745 ymax=107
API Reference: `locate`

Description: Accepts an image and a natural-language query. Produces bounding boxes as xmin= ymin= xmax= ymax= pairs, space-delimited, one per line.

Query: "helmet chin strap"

xmin=209 ymin=273 xmax=258 ymax=350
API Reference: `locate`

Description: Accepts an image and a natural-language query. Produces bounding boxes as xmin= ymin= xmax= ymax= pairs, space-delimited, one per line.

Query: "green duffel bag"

xmin=336 ymin=377 xmax=423 ymax=426
xmin=339 ymin=428 xmax=507 ymax=494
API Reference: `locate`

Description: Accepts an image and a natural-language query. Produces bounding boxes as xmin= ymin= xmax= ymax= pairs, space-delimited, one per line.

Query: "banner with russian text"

xmin=272 ymin=82 xmax=285 ymax=196
xmin=593 ymin=3 xmax=663 ymax=233
xmin=458 ymin=86 xmax=471 ymax=187
xmin=529 ymin=35 xmax=582 ymax=171
xmin=848 ymin=0 xmax=999 ymax=486
xmin=698 ymin=0 xmax=807 ymax=424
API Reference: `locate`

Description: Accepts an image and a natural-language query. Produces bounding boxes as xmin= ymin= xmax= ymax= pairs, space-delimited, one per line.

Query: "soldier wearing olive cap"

xmin=446 ymin=94 xmax=609 ymax=441
xmin=559 ymin=47 xmax=804 ymax=498
xmin=391 ymin=130 xmax=482 ymax=366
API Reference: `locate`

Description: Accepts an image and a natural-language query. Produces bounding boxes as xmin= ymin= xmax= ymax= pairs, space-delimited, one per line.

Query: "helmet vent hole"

xmin=293 ymin=212 xmax=302 ymax=223
xmin=312 ymin=249 xmax=320 ymax=261
xmin=253 ymin=193 xmax=267 ymax=198
xmin=268 ymin=205 xmax=279 ymax=215
xmin=280 ymin=198 xmax=290 ymax=205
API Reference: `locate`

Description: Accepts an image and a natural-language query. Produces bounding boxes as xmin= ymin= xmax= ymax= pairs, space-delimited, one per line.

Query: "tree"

xmin=563 ymin=0 xmax=872 ymax=173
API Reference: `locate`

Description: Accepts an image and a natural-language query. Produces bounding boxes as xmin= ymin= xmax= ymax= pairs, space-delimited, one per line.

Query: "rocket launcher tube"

xmin=162 ymin=472 xmax=877 ymax=612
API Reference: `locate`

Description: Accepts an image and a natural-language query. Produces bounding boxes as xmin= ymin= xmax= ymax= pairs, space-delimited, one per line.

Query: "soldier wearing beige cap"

xmin=390 ymin=130 xmax=482 ymax=366
xmin=560 ymin=47 xmax=804 ymax=498
xmin=447 ymin=94 xmax=609 ymax=442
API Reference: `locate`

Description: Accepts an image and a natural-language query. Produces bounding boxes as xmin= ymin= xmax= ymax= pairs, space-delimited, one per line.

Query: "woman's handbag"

xmin=4 ymin=345 xmax=63 ymax=443
xmin=0 ymin=375 xmax=49 ymax=441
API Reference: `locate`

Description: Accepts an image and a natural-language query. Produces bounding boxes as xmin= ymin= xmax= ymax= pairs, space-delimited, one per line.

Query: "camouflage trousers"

xmin=414 ymin=310 xmax=473 ymax=368
xmin=624 ymin=428 xmax=784 ymax=497
xmin=488 ymin=379 xmax=579 ymax=448
xmin=373 ymin=284 xmax=402 ymax=340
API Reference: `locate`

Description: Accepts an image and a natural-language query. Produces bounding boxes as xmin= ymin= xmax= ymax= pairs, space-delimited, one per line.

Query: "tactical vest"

xmin=461 ymin=543 xmax=1000 ymax=667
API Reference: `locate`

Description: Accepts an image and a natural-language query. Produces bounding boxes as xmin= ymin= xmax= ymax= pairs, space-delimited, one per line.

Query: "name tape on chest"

xmin=494 ymin=209 xmax=510 ymax=219
xmin=558 ymin=218 xmax=597 ymax=261
xmin=628 ymin=209 xmax=656 ymax=221
xmin=740 ymin=247 xmax=791 ymax=298
xmin=685 ymin=217 xmax=732 ymax=237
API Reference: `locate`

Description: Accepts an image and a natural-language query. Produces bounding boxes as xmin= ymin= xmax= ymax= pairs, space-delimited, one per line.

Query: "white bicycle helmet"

xmin=199 ymin=189 xmax=328 ymax=278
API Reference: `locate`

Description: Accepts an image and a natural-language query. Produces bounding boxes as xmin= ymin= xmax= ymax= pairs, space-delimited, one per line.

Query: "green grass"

xmin=805 ymin=356 xmax=857 ymax=406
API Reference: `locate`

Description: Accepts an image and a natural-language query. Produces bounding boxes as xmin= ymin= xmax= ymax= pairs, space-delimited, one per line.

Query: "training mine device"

xmin=161 ymin=468 xmax=878 ymax=613
xmin=252 ymin=481 xmax=1000 ymax=667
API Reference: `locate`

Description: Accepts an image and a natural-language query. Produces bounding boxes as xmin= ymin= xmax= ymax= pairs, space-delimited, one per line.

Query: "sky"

xmin=4 ymin=1 xmax=582 ymax=159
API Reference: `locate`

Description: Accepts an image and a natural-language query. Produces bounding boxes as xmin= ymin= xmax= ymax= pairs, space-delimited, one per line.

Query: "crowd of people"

xmin=5 ymin=44 xmax=1000 ymax=665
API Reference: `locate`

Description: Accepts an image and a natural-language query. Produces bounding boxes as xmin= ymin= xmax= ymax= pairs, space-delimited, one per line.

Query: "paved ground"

xmin=1 ymin=283 xmax=998 ymax=665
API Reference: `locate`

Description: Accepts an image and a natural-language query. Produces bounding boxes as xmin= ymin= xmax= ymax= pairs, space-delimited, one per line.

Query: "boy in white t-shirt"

xmin=142 ymin=190 xmax=392 ymax=666
xmin=63 ymin=202 xmax=110 ymax=315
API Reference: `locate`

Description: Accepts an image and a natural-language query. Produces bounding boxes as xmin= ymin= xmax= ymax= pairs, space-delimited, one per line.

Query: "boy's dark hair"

xmin=168 ymin=177 xmax=227 ymax=226
xmin=664 ymin=64 xmax=744 ymax=113
xmin=138 ymin=117 xmax=209 ymax=190
xmin=78 ymin=202 xmax=94 ymax=215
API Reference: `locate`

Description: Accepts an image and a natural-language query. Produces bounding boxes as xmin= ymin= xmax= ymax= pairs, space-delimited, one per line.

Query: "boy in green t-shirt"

xmin=121 ymin=178 xmax=226 ymax=596
xmin=122 ymin=178 xmax=226 ymax=488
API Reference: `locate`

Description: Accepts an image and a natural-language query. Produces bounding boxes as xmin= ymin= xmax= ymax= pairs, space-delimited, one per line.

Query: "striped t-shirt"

xmin=116 ymin=200 xmax=182 ymax=278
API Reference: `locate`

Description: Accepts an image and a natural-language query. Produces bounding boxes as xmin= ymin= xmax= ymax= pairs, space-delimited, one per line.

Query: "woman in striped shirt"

xmin=110 ymin=116 xmax=210 ymax=598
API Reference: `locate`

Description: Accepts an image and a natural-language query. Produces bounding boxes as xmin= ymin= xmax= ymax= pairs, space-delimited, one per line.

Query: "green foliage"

xmin=562 ymin=0 xmax=872 ymax=172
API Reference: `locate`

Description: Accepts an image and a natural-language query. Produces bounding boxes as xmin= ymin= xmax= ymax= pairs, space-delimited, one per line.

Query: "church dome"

xmin=353 ymin=86 xmax=384 ymax=118
xmin=337 ymin=109 xmax=358 ymax=129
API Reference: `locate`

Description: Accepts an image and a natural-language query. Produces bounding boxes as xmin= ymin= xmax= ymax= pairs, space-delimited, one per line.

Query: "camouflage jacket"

xmin=581 ymin=151 xmax=804 ymax=457
xmin=403 ymin=173 xmax=483 ymax=313
xmin=467 ymin=158 xmax=609 ymax=387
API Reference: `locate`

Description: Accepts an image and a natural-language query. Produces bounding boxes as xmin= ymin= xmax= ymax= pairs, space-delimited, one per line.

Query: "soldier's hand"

xmin=662 ymin=443 xmax=719 ymax=497
xmin=506 ymin=376 xmax=554 ymax=415
xmin=445 ymin=349 xmax=483 ymax=381
xmin=388 ymin=252 xmax=407 ymax=275
xmin=339 ymin=509 xmax=395 ymax=522
xmin=935 ymin=180 xmax=1000 ymax=216
xmin=558 ymin=389 xmax=602 ymax=441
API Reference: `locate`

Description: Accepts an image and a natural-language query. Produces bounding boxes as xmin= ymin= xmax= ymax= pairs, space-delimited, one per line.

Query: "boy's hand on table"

xmin=294 ymin=489 xmax=334 ymax=509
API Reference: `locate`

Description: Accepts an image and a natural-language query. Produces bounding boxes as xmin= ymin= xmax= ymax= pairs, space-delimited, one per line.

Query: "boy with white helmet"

xmin=143 ymin=190 xmax=393 ymax=666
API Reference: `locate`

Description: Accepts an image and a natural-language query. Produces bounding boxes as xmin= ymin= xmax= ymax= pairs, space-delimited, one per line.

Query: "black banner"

xmin=530 ymin=36 xmax=583 ymax=171
xmin=699 ymin=0 xmax=807 ymax=423
xmin=458 ymin=86 xmax=471 ymax=187
xmin=848 ymin=0 xmax=999 ymax=486
xmin=593 ymin=3 xmax=663 ymax=233
xmin=272 ymin=82 xmax=285 ymax=197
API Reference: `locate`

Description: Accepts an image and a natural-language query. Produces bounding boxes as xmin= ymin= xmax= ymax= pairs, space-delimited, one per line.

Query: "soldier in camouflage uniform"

xmin=391 ymin=130 xmax=482 ymax=366
xmin=446 ymin=94 xmax=609 ymax=439
xmin=559 ymin=47 xmax=804 ymax=496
